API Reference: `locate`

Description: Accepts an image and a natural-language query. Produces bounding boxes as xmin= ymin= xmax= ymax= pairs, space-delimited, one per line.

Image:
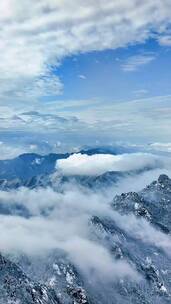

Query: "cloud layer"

xmin=0 ymin=170 xmax=171 ymax=279
xmin=57 ymin=152 xmax=165 ymax=176
xmin=0 ymin=184 xmax=140 ymax=280
xmin=0 ymin=152 xmax=170 ymax=281
xmin=0 ymin=1 xmax=171 ymax=148
xmin=0 ymin=0 xmax=171 ymax=101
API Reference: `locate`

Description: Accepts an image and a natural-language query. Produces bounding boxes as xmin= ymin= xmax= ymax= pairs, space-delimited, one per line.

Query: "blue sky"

xmin=53 ymin=39 xmax=171 ymax=103
xmin=0 ymin=0 xmax=171 ymax=158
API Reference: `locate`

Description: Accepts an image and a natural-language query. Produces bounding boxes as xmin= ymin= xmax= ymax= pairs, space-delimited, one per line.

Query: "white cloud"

xmin=0 ymin=157 xmax=170 ymax=281
xmin=110 ymin=211 xmax=171 ymax=256
xmin=0 ymin=0 xmax=171 ymax=101
xmin=0 ymin=171 xmax=170 ymax=279
xmin=63 ymin=237 xmax=138 ymax=280
xmin=150 ymin=142 xmax=171 ymax=153
xmin=113 ymin=168 xmax=171 ymax=194
xmin=0 ymin=110 xmax=85 ymax=132
xmin=73 ymin=94 xmax=171 ymax=143
xmin=0 ymin=213 xmax=139 ymax=280
xmin=0 ymin=141 xmax=27 ymax=159
xmin=133 ymin=89 xmax=149 ymax=97
xmin=158 ymin=35 xmax=171 ymax=46
xmin=78 ymin=74 xmax=86 ymax=80
xmin=0 ymin=183 xmax=140 ymax=280
xmin=57 ymin=152 xmax=165 ymax=176
xmin=121 ymin=54 xmax=155 ymax=72
xmin=1 ymin=94 xmax=171 ymax=153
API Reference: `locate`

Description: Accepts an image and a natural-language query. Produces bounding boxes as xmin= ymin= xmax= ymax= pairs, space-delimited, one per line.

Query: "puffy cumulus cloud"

xmin=56 ymin=152 xmax=165 ymax=176
xmin=0 ymin=0 xmax=171 ymax=101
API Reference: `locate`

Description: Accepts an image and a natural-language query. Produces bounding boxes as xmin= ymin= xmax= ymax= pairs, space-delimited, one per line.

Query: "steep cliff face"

xmin=112 ymin=174 xmax=171 ymax=232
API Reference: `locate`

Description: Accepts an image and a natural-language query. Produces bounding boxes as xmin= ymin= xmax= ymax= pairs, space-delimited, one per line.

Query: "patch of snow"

xmin=48 ymin=276 xmax=56 ymax=287
xmin=134 ymin=202 xmax=139 ymax=210
xmin=31 ymin=158 xmax=43 ymax=165
xmin=66 ymin=272 xmax=74 ymax=285
xmin=160 ymin=285 xmax=167 ymax=293
xmin=53 ymin=263 xmax=61 ymax=275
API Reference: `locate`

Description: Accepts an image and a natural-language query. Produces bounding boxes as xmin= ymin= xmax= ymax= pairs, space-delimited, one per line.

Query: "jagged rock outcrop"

xmin=0 ymin=254 xmax=60 ymax=304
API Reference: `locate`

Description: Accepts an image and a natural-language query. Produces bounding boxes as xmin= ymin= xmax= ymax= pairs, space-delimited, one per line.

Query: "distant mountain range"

xmin=0 ymin=145 xmax=139 ymax=181
xmin=0 ymin=148 xmax=114 ymax=180
xmin=0 ymin=147 xmax=161 ymax=192
xmin=0 ymin=148 xmax=132 ymax=193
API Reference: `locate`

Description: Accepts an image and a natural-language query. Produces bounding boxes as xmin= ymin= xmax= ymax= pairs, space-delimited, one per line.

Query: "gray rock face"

xmin=112 ymin=174 xmax=171 ymax=233
xmin=0 ymin=254 xmax=60 ymax=304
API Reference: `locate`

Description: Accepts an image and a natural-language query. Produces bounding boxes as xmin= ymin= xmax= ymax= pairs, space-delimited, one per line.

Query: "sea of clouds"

xmin=0 ymin=151 xmax=171 ymax=281
xmin=56 ymin=152 xmax=168 ymax=176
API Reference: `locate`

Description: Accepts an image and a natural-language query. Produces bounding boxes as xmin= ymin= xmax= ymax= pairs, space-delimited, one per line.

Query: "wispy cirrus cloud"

xmin=78 ymin=75 xmax=86 ymax=80
xmin=0 ymin=110 xmax=81 ymax=129
xmin=0 ymin=94 xmax=171 ymax=155
xmin=150 ymin=142 xmax=171 ymax=153
xmin=133 ymin=89 xmax=149 ymax=97
xmin=121 ymin=54 xmax=156 ymax=72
